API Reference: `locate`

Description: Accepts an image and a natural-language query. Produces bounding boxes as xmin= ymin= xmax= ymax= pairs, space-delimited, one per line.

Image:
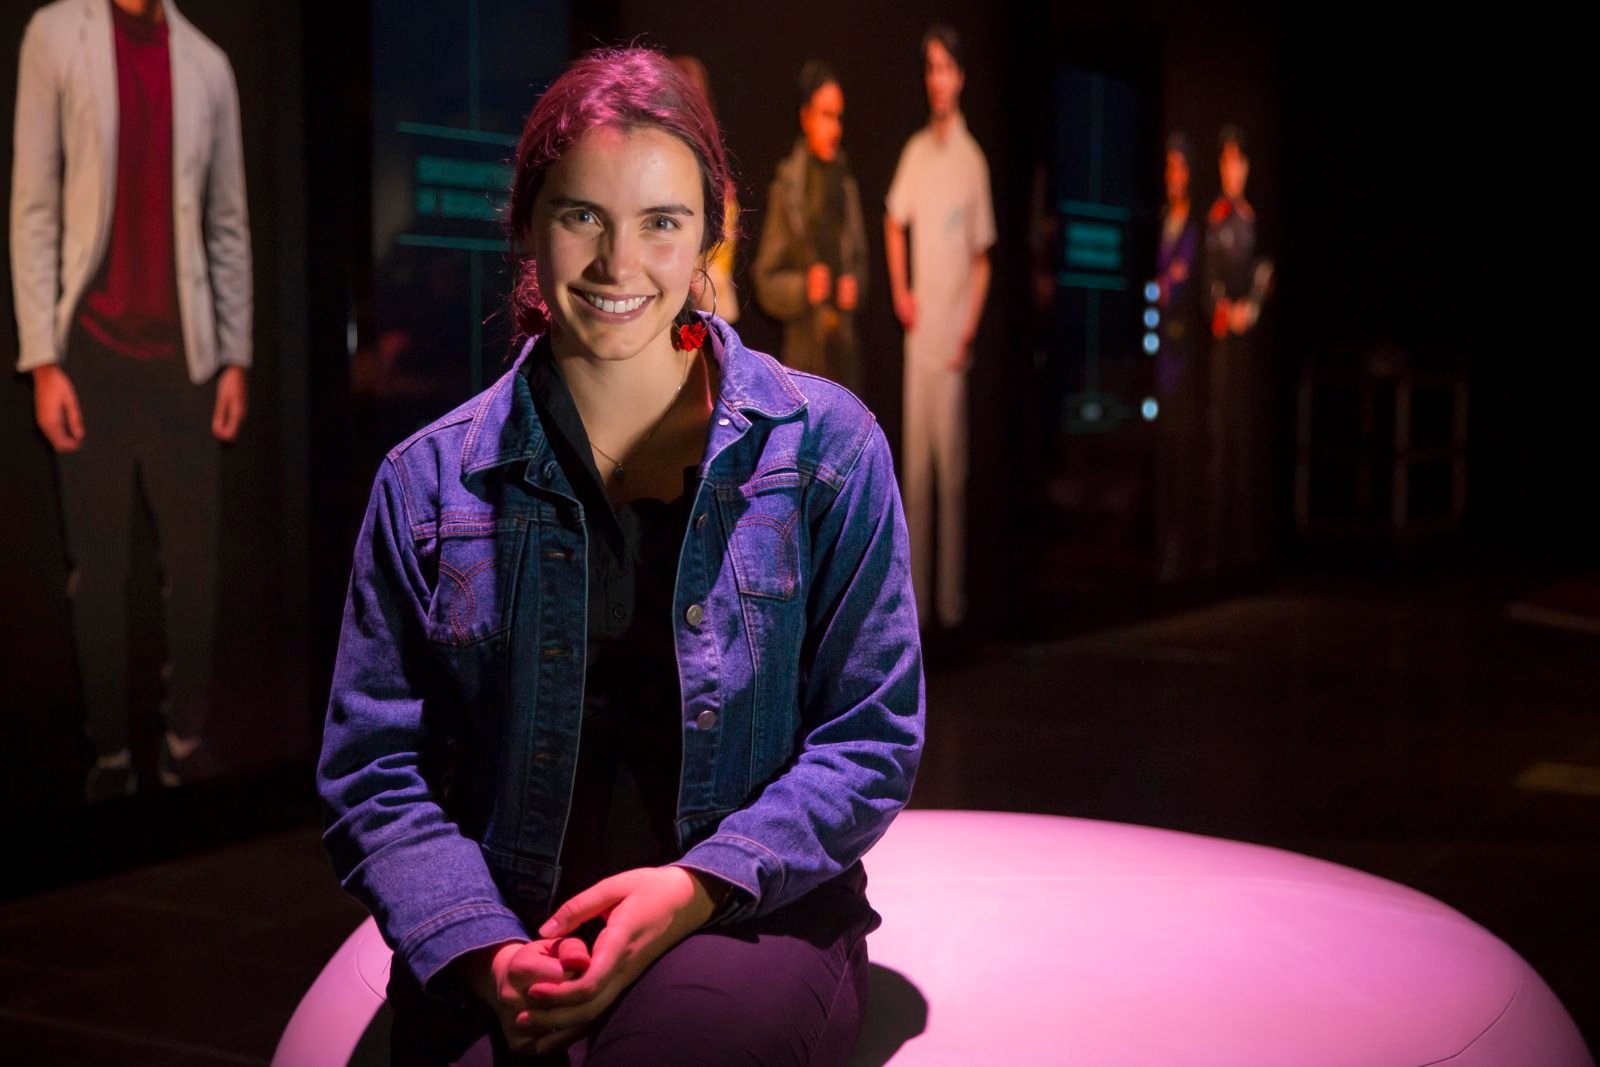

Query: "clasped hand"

xmin=475 ymin=865 xmax=719 ymax=1056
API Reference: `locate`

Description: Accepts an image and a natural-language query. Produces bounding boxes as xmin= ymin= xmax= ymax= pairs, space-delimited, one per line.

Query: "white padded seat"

xmin=275 ymin=811 xmax=1594 ymax=1066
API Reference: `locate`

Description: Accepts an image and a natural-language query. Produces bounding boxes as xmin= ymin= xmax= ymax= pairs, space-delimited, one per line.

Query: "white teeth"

xmin=581 ymin=292 xmax=646 ymax=314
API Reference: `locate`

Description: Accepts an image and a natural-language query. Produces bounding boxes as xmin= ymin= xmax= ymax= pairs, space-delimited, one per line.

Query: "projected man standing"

xmin=754 ymin=60 xmax=868 ymax=393
xmin=1204 ymin=124 xmax=1270 ymax=571
xmin=11 ymin=0 xmax=252 ymax=799
xmin=885 ymin=24 xmax=994 ymax=631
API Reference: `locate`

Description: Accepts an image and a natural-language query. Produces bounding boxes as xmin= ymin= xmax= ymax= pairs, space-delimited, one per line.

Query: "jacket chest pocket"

xmin=425 ymin=514 xmax=529 ymax=647
xmin=719 ymin=470 xmax=807 ymax=602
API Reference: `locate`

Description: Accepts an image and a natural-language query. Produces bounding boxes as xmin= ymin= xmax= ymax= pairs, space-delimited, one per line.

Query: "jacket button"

xmin=695 ymin=512 xmax=708 ymax=530
xmin=717 ymin=417 xmax=730 ymax=426
xmin=695 ymin=709 xmax=718 ymax=730
xmin=684 ymin=603 xmax=704 ymax=626
xmin=542 ymin=460 xmax=558 ymax=480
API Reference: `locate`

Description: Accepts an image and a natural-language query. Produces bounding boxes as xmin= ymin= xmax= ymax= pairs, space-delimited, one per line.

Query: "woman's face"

xmin=531 ymin=125 xmax=706 ymax=364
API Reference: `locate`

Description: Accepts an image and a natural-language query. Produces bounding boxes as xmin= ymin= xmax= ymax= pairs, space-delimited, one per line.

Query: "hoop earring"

xmin=694 ymin=266 xmax=719 ymax=322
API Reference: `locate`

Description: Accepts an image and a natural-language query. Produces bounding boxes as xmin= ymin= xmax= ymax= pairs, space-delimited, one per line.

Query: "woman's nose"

xmin=593 ymin=229 xmax=641 ymax=282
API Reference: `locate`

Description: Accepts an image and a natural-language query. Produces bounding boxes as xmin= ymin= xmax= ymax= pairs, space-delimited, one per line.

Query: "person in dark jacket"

xmin=753 ymin=61 xmax=869 ymax=393
xmin=318 ymin=47 xmax=923 ymax=1065
xmin=1204 ymin=124 xmax=1272 ymax=570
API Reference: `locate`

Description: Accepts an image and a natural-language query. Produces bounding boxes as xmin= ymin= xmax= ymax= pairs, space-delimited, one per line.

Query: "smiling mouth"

xmin=575 ymin=290 xmax=652 ymax=315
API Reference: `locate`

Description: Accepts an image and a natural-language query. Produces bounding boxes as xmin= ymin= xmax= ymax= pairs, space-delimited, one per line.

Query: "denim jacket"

xmin=318 ymin=316 xmax=924 ymax=992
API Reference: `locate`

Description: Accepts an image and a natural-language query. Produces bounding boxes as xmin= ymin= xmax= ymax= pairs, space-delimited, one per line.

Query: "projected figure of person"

xmin=11 ymin=0 xmax=252 ymax=800
xmin=753 ymin=60 xmax=868 ymax=393
xmin=1155 ymin=132 xmax=1204 ymax=580
xmin=1204 ymin=124 xmax=1272 ymax=571
xmin=885 ymin=24 xmax=995 ymax=631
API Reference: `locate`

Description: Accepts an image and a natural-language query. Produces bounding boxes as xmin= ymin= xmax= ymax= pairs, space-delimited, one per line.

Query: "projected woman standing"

xmin=318 ymin=48 xmax=924 ymax=1064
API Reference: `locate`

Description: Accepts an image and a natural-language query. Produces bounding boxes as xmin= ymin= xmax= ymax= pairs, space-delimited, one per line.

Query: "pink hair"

xmin=507 ymin=47 xmax=734 ymax=338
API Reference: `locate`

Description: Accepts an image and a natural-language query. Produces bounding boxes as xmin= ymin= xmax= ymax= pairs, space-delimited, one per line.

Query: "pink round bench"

xmin=276 ymin=810 xmax=1594 ymax=1065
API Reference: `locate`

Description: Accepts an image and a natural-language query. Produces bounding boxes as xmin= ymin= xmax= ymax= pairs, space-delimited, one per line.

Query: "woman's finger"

xmin=506 ymin=948 xmax=569 ymax=988
xmin=553 ymin=936 xmax=591 ymax=975
xmin=539 ymin=873 xmax=630 ymax=937
xmin=524 ymin=971 xmax=603 ymax=1008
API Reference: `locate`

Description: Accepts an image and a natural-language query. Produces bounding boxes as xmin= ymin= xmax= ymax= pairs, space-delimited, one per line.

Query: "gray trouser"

xmin=55 ymin=331 xmax=220 ymax=755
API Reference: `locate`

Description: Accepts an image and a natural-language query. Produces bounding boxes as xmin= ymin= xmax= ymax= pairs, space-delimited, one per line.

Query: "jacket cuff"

xmin=17 ymin=347 xmax=58 ymax=375
xmin=396 ymin=902 xmax=531 ymax=998
xmin=674 ymin=834 xmax=785 ymax=926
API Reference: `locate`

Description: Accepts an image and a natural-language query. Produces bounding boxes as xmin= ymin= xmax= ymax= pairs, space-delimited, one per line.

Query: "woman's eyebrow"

xmin=549 ymin=196 xmax=604 ymax=214
xmin=549 ymin=197 xmax=696 ymax=218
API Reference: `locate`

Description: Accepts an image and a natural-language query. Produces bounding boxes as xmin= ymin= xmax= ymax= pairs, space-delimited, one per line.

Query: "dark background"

xmin=0 ymin=0 xmax=1591 ymax=1041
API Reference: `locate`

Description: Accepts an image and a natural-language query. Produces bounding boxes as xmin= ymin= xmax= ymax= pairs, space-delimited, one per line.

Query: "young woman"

xmin=318 ymin=48 xmax=923 ymax=1064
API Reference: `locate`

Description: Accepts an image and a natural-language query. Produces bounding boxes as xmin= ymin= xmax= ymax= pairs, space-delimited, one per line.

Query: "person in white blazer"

xmin=10 ymin=0 xmax=252 ymax=800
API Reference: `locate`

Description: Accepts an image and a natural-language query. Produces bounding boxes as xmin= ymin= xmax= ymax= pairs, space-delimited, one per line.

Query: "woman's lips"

xmin=573 ymin=288 xmax=654 ymax=323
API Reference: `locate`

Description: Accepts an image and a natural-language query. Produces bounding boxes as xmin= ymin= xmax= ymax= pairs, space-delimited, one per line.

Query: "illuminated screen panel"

xmin=1049 ymin=65 xmax=1144 ymax=434
xmin=367 ymin=2 xmax=567 ymax=438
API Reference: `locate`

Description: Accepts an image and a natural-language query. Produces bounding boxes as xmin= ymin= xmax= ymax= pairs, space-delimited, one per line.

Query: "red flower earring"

xmin=673 ymin=319 xmax=708 ymax=351
xmin=671 ymin=267 xmax=716 ymax=352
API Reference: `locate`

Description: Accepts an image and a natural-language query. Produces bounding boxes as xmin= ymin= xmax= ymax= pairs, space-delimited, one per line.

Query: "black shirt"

xmin=524 ymin=340 xmax=696 ymax=900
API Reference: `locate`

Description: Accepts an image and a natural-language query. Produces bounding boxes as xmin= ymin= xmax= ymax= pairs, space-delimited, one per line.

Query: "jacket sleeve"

xmin=318 ymin=461 xmax=529 ymax=992
xmin=750 ymin=179 xmax=809 ymax=323
xmin=203 ymin=54 xmax=252 ymax=369
xmin=10 ymin=14 xmax=63 ymax=374
xmin=675 ymin=420 xmax=924 ymax=921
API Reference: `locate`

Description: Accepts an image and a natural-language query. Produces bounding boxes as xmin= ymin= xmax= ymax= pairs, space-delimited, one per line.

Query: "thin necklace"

xmin=590 ymin=350 xmax=694 ymax=482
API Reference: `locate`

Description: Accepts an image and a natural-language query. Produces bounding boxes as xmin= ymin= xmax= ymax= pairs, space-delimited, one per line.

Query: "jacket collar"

xmin=708 ymin=314 xmax=808 ymax=421
xmin=777 ymin=137 xmax=808 ymax=183
xmin=776 ymin=137 xmax=852 ymax=187
xmin=461 ymin=315 xmax=806 ymax=479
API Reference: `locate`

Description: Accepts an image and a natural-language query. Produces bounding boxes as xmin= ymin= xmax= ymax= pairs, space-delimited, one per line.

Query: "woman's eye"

xmin=648 ymin=215 xmax=679 ymax=232
xmin=564 ymin=209 xmax=597 ymax=226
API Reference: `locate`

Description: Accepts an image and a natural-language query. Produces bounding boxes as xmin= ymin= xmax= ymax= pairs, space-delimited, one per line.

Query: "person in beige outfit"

xmin=11 ymin=0 xmax=252 ymax=799
xmin=885 ymin=25 xmax=994 ymax=630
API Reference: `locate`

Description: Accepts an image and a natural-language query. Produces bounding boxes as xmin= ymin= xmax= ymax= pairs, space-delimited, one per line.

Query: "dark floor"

xmin=1 ymin=571 xmax=1596 ymax=1063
